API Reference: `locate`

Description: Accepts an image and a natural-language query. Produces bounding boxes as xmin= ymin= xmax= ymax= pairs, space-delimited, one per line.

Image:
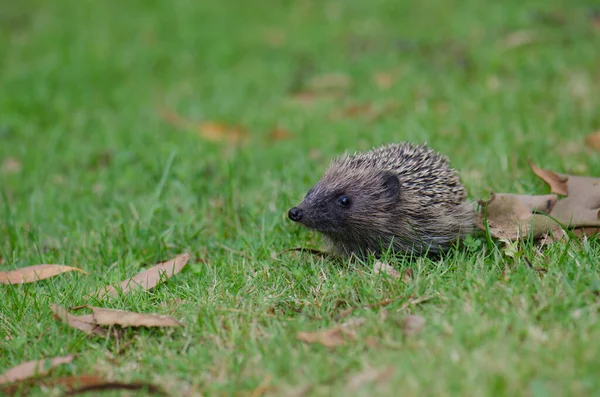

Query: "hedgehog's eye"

xmin=337 ymin=195 xmax=351 ymax=207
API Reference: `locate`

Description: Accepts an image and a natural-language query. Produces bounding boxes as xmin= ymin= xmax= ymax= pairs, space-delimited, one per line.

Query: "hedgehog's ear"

xmin=381 ymin=171 xmax=400 ymax=198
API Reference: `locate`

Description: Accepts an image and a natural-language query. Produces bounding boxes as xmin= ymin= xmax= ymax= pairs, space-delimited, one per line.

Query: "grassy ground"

xmin=1 ymin=0 xmax=600 ymax=395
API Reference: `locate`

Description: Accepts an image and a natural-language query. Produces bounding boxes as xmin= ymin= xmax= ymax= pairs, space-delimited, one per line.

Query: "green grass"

xmin=1 ymin=0 xmax=600 ymax=395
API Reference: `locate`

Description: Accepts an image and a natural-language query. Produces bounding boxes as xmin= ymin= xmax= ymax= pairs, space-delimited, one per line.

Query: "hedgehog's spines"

xmin=289 ymin=141 xmax=476 ymax=258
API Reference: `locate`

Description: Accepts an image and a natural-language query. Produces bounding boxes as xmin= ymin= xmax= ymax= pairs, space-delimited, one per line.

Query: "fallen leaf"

xmin=592 ymin=10 xmax=600 ymax=32
xmin=585 ymin=131 xmax=600 ymax=150
xmin=306 ymin=73 xmax=351 ymax=92
xmin=0 ymin=355 xmax=75 ymax=385
xmin=346 ymin=366 xmax=393 ymax=391
xmin=198 ymin=122 xmax=248 ymax=144
xmin=501 ymin=30 xmax=537 ymax=50
xmin=64 ymin=381 xmax=167 ymax=396
xmin=297 ymin=327 xmax=347 ymax=348
xmin=330 ymin=104 xmax=373 ymax=119
xmin=548 ymin=175 xmax=600 ymax=227
xmin=329 ymin=101 xmax=399 ymax=121
xmin=92 ymin=253 xmax=190 ymax=299
xmin=263 ymin=28 xmax=286 ymax=47
xmin=249 ymin=375 xmax=273 ymax=397
xmin=157 ymin=108 xmax=248 ymax=144
xmin=267 ymin=128 xmax=293 ymax=142
xmin=572 ymin=227 xmax=600 ymax=237
xmin=50 ymin=304 xmax=107 ymax=337
xmin=41 ymin=375 xmax=105 ymax=390
xmin=400 ymin=315 xmax=426 ymax=336
xmin=288 ymin=91 xmax=342 ymax=106
xmin=529 ymin=162 xmax=568 ymax=195
xmin=476 ymin=192 xmax=560 ymax=240
xmin=372 ymin=72 xmax=396 ymax=90
xmin=75 ymin=306 xmax=183 ymax=328
xmin=403 ymin=268 xmax=413 ymax=284
xmin=373 ymin=262 xmax=400 ymax=279
xmin=0 ymin=265 xmax=87 ymax=285
xmin=2 ymin=157 xmax=21 ymax=174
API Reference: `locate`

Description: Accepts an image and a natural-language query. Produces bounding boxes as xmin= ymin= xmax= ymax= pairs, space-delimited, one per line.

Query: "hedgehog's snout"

xmin=288 ymin=207 xmax=303 ymax=222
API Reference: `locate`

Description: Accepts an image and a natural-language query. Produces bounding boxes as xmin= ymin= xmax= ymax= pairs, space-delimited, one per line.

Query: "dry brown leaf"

xmin=2 ymin=157 xmax=22 ymax=174
xmin=476 ymin=192 xmax=560 ymax=240
xmin=77 ymin=306 xmax=183 ymax=328
xmin=157 ymin=108 xmax=248 ymax=144
xmin=93 ymin=253 xmax=190 ymax=299
xmin=249 ymin=375 xmax=273 ymax=397
xmin=501 ymin=30 xmax=537 ymax=49
xmin=530 ymin=163 xmax=600 ymax=227
xmin=572 ymin=227 xmax=600 ymax=237
xmin=51 ymin=304 xmax=107 ymax=337
xmin=346 ymin=366 xmax=394 ymax=391
xmin=373 ymin=261 xmax=400 ymax=279
xmin=401 ymin=315 xmax=426 ymax=336
xmin=329 ymin=101 xmax=399 ymax=121
xmin=198 ymin=122 xmax=248 ymax=144
xmin=330 ymin=104 xmax=373 ymax=119
xmin=593 ymin=10 xmax=600 ymax=32
xmin=372 ymin=72 xmax=396 ymax=90
xmin=297 ymin=327 xmax=348 ymax=348
xmin=41 ymin=375 xmax=105 ymax=391
xmin=403 ymin=268 xmax=413 ymax=284
xmin=529 ymin=162 xmax=568 ymax=195
xmin=64 ymin=381 xmax=167 ymax=396
xmin=263 ymin=28 xmax=286 ymax=47
xmin=585 ymin=131 xmax=600 ymax=150
xmin=549 ymin=175 xmax=600 ymax=227
xmin=0 ymin=355 xmax=75 ymax=385
xmin=268 ymin=128 xmax=293 ymax=141
xmin=0 ymin=265 xmax=87 ymax=285
xmin=306 ymin=73 xmax=351 ymax=92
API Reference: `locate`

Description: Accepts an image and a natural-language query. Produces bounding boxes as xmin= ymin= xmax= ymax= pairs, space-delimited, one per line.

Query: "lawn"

xmin=1 ymin=0 xmax=600 ymax=395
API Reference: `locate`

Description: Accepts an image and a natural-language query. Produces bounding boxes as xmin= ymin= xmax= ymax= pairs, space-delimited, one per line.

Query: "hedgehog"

xmin=287 ymin=142 xmax=475 ymax=258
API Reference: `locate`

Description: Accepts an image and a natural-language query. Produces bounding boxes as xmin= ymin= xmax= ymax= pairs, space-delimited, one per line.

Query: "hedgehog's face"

xmin=288 ymin=168 xmax=400 ymax=237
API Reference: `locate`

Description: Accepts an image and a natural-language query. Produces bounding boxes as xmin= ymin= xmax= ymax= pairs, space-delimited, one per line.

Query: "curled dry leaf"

xmin=1 ymin=265 xmax=87 ymax=285
xmin=476 ymin=192 xmax=560 ymax=240
xmin=530 ymin=162 xmax=600 ymax=227
xmin=0 ymin=355 xmax=75 ymax=385
xmin=157 ymin=108 xmax=248 ymax=144
xmin=585 ymin=131 xmax=600 ymax=151
xmin=268 ymin=128 xmax=293 ymax=142
xmin=372 ymin=71 xmax=396 ymax=90
xmin=549 ymin=176 xmax=600 ymax=227
xmin=51 ymin=304 xmax=107 ymax=337
xmin=373 ymin=262 xmax=400 ymax=279
xmin=199 ymin=122 xmax=248 ymax=144
xmin=2 ymin=157 xmax=22 ymax=174
xmin=529 ymin=162 xmax=568 ymax=195
xmin=346 ymin=366 xmax=394 ymax=391
xmin=41 ymin=375 xmax=105 ymax=391
xmin=297 ymin=327 xmax=348 ymax=348
xmin=400 ymin=315 xmax=426 ymax=336
xmin=92 ymin=253 xmax=190 ymax=299
xmin=76 ymin=306 xmax=183 ymax=328
xmin=64 ymin=381 xmax=168 ymax=396
xmin=329 ymin=101 xmax=399 ymax=121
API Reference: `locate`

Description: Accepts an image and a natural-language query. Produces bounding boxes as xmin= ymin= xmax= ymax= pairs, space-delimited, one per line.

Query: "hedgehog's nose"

xmin=288 ymin=207 xmax=303 ymax=222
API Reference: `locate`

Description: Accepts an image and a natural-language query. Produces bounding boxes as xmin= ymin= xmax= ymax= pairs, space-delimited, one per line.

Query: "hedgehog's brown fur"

xmin=288 ymin=142 xmax=475 ymax=258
